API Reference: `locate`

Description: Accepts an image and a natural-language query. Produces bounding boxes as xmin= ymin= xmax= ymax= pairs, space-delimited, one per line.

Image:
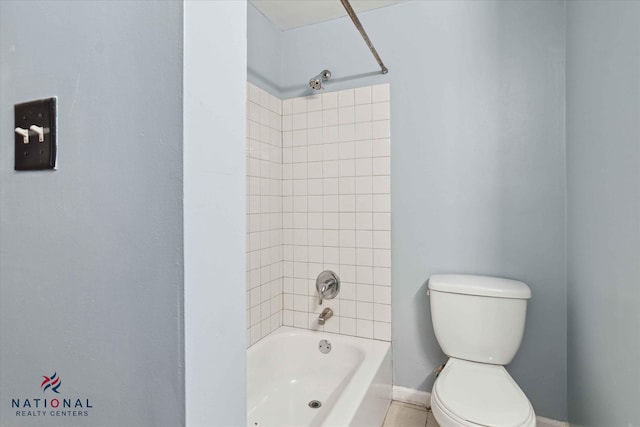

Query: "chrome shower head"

xmin=309 ymin=69 xmax=331 ymax=90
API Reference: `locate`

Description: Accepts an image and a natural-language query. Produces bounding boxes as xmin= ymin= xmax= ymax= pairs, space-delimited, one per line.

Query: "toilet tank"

xmin=428 ymin=274 xmax=531 ymax=365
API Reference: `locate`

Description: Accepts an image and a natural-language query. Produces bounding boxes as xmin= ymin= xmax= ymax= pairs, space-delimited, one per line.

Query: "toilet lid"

xmin=434 ymin=358 xmax=533 ymax=426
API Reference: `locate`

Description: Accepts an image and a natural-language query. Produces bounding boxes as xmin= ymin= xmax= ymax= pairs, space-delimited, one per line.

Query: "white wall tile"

xmin=308 ymin=229 xmax=323 ymax=246
xmin=373 ymin=230 xmax=391 ymax=249
xmin=373 ymin=249 xmax=391 ymax=267
xmin=307 ymin=95 xmax=322 ymax=112
xmin=292 ymin=129 xmax=306 ymax=146
xmin=322 ymin=91 xmax=338 ymax=109
xmin=323 ymin=125 xmax=339 ymax=144
xmin=324 ymin=317 xmax=340 ymax=333
xmin=373 ymin=267 xmax=391 ymax=286
xmin=323 ymin=195 xmax=339 ymax=212
xmin=308 ymin=128 xmax=322 ymax=146
xmin=374 ymin=303 xmax=391 ymax=323
xmin=341 ymin=282 xmax=356 ymax=300
xmin=339 ymin=177 xmax=356 ymax=194
xmin=323 ymin=229 xmax=339 ymax=246
xmin=282 ymin=115 xmax=292 ymax=131
xmin=373 ymin=321 xmax=391 ymax=341
xmin=338 ymin=106 xmax=355 ymax=124
xmin=339 ymin=212 xmax=356 ymax=229
xmin=372 ymin=102 xmax=390 ymax=121
xmin=340 ymin=317 xmax=356 ymax=336
xmin=355 ymin=122 xmax=373 ymax=140
xmin=340 ymin=247 xmax=356 ymax=265
xmin=308 ymin=212 xmax=322 ymax=229
xmin=292 ymin=113 xmax=307 ymax=130
xmin=323 ymin=160 xmax=339 ymax=178
xmin=371 ymin=84 xmax=390 ymax=103
xmin=322 ymin=109 xmax=339 ymax=127
xmin=373 ymin=285 xmax=391 ymax=304
xmin=293 ymin=311 xmax=309 ymax=328
xmin=323 ymin=143 xmax=340 ymax=161
xmin=357 ymin=301 xmax=374 ymax=320
xmin=356 ymin=266 xmax=373 ymax=284
xmin=355 ymin=104 xmax=372 ymax=123
xmin=323 ymin=178 xmax=339 ymax=195
xmin=356 ymin=319 xmax=374 ymax=338
xmin=339 ymin=124 xmax=356 ymax=142
xmin=308 ymin=161 xmax=322 ymax=178
xmin=339 ymin=194 xmax=356 ymax=212
xmin=372 ymin=157 xmax=390 ymax=175
xmin=372 ymin=120 xmax=390 ymax=138
xmin=338 ymin=89 xmax=355 ymax=107
xmin=339 ymin=141 xmax=356 ymax=159
xmin=308 ymin=111 xmax=322 ymax=128
xmin=282 ymin=310 xmax=293 ymax=326
xmin=340 ymin=299 xmax=356 ymax=317
xmin=373 ymin=176 xmax=390 ymax=194
xmin=355 ymin=158 xmax=372 ymax=176
xmin=323 ymin=212 xmax=339 ymax=229
xmin=354 ymin=86 xmax=372 ymax=105
xmin=292 ymin=97 xmax=307 ymax=113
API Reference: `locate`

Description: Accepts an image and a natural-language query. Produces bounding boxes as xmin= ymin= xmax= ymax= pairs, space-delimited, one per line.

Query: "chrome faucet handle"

xmin=316 ymin=270 xmax=340 ymax=306
xmin=318 ymin=283 xmax=327 ymax=305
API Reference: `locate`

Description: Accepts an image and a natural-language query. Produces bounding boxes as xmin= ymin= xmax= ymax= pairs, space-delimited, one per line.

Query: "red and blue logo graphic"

xmin=40 ymin=373 xmax=61 ymax=394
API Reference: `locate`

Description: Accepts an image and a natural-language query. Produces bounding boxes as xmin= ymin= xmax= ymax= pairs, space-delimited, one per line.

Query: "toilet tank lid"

xmin=428 ymin=274 xmax=531 ymax=299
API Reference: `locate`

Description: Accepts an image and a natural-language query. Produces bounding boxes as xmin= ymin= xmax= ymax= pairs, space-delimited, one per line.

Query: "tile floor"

xmin=383 ymin=401 xmax=440 ymax=427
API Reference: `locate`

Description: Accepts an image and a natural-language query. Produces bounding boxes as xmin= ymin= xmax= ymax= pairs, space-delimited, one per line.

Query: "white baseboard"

xmin=392 ymin=386 xmax=431 ymax=408
xmin=536 ymin=417 xmax=569 ymax=427
xmin=392 ymin=386 xmax=569 ymax=427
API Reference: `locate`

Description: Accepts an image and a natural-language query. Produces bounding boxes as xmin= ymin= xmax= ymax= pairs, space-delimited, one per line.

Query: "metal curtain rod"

xmin=340 ymin=0 xmax=389 ymax=74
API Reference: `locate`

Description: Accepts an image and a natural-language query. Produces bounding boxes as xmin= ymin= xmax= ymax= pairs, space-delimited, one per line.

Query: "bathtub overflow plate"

xmin=318 ymin=339 xmax=331 ymax=354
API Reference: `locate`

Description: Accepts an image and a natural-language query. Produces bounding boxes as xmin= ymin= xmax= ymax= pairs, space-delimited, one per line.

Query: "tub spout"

xmin=318 ymin=307 xmax=333 ymax=325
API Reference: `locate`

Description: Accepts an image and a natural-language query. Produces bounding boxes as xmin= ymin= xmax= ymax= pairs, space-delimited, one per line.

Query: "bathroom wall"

xmin=0 ymin=1 xmax=184 ymax=425
xmin=280 ymin=84 xmax=392 ymax=340
xmin=279 ymin=1 xmax=567 ymax=420
xmin=566 ymin=2 xmax=640 ymax=426
xmin=183 ymin=1 xmax=247 ymax=425
xmin=246 ymin=83 xmax=284 ymax=346
xmin=247 ymin=4 xmax=282 ymax=97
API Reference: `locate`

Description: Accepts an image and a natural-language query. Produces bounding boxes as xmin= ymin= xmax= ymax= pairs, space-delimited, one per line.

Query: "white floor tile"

xmin=383 ymin=401 xmax=430 ymax=427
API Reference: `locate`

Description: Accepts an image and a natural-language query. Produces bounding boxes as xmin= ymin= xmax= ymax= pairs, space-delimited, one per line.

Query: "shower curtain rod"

xmin=340 ymin=0 xmax=389 ymax=74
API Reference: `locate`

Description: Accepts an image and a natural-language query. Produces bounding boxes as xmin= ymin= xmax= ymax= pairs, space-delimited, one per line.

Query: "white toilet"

xmin=428 ymin=274 xmax=536 ymax=427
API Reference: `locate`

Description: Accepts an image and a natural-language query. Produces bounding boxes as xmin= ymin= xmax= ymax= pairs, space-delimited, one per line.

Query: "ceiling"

xmin=250 ymin=0 xmax=406 ymax=31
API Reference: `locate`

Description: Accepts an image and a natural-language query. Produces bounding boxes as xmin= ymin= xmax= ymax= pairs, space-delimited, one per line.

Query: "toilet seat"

xmin=431 ymin=358 xmax=536 ymax=427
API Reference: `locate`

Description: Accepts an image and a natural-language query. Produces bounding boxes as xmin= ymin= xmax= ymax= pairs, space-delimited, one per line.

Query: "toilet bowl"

xmin=428 ymin=274 xmax=536 ymax=427
xmin=430 ymin=358 xmax=536 ymax=427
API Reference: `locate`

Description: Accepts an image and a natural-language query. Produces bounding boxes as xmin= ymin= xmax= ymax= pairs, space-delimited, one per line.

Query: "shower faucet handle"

xmin=316 ymin=270 xmax=340 ymax=305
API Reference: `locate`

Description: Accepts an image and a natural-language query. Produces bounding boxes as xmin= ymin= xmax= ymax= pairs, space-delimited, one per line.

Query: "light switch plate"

xmin=14 ymin=97 xmax=57 ymax=171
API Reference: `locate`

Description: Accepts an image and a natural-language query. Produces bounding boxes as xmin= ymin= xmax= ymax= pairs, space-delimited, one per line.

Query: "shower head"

xmin=309 ymin=69 xmax=331 ymax=90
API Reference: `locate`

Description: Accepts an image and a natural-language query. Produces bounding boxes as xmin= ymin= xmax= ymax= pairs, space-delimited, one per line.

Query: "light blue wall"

xmin=184 ymin=1 xmax=247 ymax=425
xmin=566 ymin=2 xmax=640 ymax=426
xmin=248 ymin=3 xmax=282 ymax=98
xmin=248 ymin=0 xmax=568 ymax=419
xmin=0 ymin=1 xmax=184 ymax=426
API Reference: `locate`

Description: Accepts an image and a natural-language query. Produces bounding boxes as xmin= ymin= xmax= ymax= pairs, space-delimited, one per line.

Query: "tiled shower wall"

xmin=281 ymin=85 xmax=391 ymax=341
xmin=246 ymin=82 xmax=391 ymax=346
xmin=246 ymin=83 xmax=283 ymax=346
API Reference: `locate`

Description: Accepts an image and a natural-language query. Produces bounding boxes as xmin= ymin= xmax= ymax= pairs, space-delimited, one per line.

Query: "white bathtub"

xmin=247 ymin=327 xmax=392 ymax=427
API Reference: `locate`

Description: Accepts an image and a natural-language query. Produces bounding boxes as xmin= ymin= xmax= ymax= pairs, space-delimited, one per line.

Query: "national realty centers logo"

xmin=10 ymin=372 xmax=93 ymax=418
